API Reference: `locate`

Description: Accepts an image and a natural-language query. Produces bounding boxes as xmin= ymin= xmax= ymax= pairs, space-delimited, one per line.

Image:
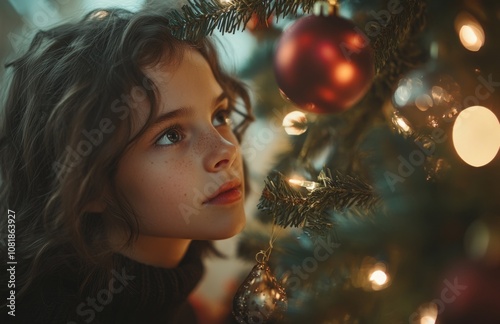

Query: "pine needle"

xmin=258 ymin=169 xmax=380 ymax=232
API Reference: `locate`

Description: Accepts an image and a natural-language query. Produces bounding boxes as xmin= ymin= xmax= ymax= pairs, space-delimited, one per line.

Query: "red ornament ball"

xmin=274 ymin=14 xmax=375 ymax=114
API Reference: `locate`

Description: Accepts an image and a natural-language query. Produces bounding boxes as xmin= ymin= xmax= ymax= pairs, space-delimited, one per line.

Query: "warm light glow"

xmin=319 ymin=43 xmax=336 ymax=61
xmin=456 ymin=12 xmax=485 ymax=52
xmin=333 ymin=62 xmax=355 ymax=85
xmin=419 ymin=303 xmax=438 ymax=324
xmin=369 ymin=270 xmax=388 ymax=286
xmin=317 ymin=87 xmax=336 ymax=102
xmin=420 ymin=316 xmax=436 ymax=324
xmin=219 ymin=0 xmax=233 ymax=4
xmin=415 ymin=94 xmax=433 ymax=111
xmin=346 ymin=33 xmax=367 ymax=49
xmin=288 ymin=178 xmax=320 ymax=191
xmin=461 ymin=25 xmax=477 ymax=45
xmin=368 ymin=263 xmax=390 ymax=290
xmin=459 ymin=24 xmax=485 ymax=51
xmin=283 ymin=110 xmax=308 ymax=135
xmin=276 ymin=41 xmax=297 ymax=72
xmin=452 ymin=106 xmax=500 ymax=167
xmin=392 ymin=114 xmax=412 ymax=134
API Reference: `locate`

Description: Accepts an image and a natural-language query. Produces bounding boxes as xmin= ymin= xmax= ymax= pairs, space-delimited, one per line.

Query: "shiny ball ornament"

xmin=273 ymin=13 xmax=375 ymax=114
xmin=391 ymin=62 xmax=463 ymax=132
xmin=232 ymin=261 xmax=288 ymax=323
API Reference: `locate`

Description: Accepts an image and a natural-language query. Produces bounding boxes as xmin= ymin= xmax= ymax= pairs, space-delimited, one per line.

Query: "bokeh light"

xmin=418 ymin=303 xmax=438 ymax=324
xmin=464 ymin=220 xmax=490 ymax=259
xmin=368 ymin=263 xmax=390 ymax=290
xmin=369 ymin=270 xmax=388 ymax=286
xmin=452 ymin=105 xmax=500 ymax=167
xmin=455 ymin=12 xmax=485 ymax=52
xmin=283 ymin=110 xmax=308 ymax=135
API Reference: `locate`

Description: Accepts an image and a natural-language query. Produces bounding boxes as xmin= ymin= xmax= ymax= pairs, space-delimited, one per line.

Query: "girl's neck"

xmin=116 ymin=235 xmax=192 ymax=269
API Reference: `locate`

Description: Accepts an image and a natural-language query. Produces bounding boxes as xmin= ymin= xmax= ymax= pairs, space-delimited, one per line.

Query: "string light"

xmin=288 ymin=178 xmax=321 ymax=191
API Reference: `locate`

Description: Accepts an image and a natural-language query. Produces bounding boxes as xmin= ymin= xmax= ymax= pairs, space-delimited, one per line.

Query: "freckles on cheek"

xmin=162 ymin=158 xmax=195 ymax=196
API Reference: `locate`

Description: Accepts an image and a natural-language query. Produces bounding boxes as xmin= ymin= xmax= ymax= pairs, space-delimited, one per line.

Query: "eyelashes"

xmin=213 ymin=107 xmax=232 ymax=127
xmin=154 ymin=106 xmax=233 ymax=148
xmin=154 ymin=123 xmax=185 ymax=147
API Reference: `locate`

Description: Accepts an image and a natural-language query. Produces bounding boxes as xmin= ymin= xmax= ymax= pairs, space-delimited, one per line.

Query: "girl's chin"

xmin=209 ymin=215 xmax=246 ymax=240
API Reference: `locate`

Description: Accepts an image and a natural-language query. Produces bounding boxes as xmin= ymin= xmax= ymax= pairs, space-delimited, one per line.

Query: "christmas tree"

xmin=168 ymin=0 xmax=500 ymax=323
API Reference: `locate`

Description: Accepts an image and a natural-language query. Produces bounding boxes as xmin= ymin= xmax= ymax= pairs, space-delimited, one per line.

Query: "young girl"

xmin=0 ymin=6 xmax=253 ymax=323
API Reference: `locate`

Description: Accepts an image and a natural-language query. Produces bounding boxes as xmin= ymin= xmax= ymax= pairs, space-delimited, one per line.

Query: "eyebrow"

xmin=151 ymin=106 xmax=193 ymax=130
xmin=148 ymin=91 xmax=229 ymax=135
xmin=151 ymin=91 xmax=228 ymax=129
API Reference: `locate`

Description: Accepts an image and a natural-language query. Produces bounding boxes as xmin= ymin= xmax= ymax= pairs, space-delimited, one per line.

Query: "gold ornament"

xmin=232 ymin=251 xmax=288 ymax=323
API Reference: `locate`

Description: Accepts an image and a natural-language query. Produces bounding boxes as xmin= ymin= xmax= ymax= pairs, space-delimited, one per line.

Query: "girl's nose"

xmin=202 ymin=130 xmax=238 ymax=172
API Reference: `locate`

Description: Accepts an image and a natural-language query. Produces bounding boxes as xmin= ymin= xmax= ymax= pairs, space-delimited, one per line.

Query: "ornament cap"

xmin=313 ymin=1 xmax=338 ymax=16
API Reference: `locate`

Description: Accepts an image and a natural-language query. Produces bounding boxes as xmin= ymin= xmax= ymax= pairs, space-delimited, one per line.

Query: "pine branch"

xmin=258 ymin=171 xmax=309 ymax=228
xmin=257 ymin=169 xmax=380 ymax=232
xmin=312 ymin=169 xmax=381 ymax=212
xmin=164 ymin=0 xmax=317 ymax=41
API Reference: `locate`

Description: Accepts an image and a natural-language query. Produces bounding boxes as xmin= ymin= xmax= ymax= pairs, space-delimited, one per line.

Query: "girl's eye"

xmin=213 ymin=108 xmax=232 ymax=127
xmin=156 ymin=126 xmax=184 ymax=146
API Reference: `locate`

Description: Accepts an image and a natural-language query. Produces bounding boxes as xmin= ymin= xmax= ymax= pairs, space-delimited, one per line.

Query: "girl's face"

xmin=113 ymin=49 xmax=246 ymax=240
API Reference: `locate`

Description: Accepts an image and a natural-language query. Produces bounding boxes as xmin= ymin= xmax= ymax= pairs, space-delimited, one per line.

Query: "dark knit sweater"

xmin=1 ymin=243 xmax=204 ymax=324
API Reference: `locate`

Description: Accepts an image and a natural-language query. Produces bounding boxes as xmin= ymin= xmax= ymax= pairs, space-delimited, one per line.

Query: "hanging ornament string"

xmin=255 ymin=221 xmax=282 ymax=264
xmin=233 ymin=220 xmax=287 ymax=323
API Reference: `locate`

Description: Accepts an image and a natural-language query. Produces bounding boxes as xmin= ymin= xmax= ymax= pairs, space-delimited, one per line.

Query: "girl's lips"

xmin=203 ymin=179 xmax=242 ymax=205
xmin=205 ymin=187 xmax=242 ymax=205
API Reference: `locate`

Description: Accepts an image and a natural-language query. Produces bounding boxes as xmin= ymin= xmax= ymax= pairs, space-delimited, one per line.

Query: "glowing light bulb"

xmin=288 ymin=178 xmax=320 ymax=191
xmin=452 ymin=106 xmax=500 ymax=167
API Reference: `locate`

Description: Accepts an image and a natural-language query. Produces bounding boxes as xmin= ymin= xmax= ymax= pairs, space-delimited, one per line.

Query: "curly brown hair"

xmin=0 ymin=7 xmax=253 ymax=302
